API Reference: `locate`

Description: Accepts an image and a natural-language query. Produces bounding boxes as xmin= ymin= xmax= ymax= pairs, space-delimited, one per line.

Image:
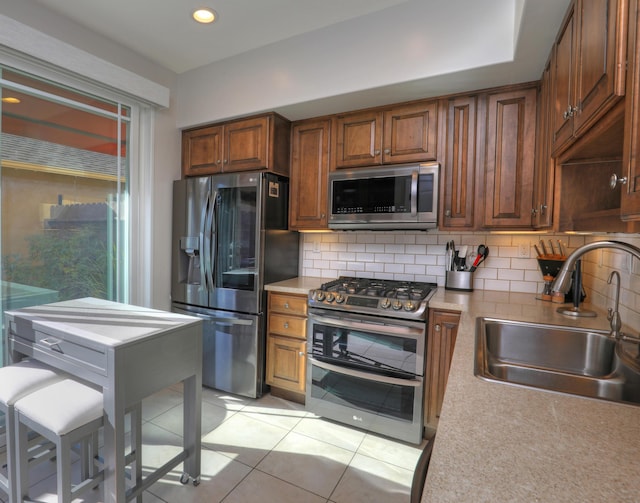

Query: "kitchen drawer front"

xmin=268 ymin=313 xmax=306 ymax=339
xmin=31 ymin=330 xmax=108 ymax=376
xmin=268 ymin=293 xmax=308 ymax=316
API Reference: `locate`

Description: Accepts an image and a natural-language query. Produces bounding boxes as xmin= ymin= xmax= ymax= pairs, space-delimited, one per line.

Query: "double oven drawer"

xmin=305 ymin=308 xmax=426 ymax=444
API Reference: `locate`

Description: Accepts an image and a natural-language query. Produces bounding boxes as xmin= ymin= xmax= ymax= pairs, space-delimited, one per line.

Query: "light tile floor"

xmin=2 ymin=384 xmax=428 ymax=502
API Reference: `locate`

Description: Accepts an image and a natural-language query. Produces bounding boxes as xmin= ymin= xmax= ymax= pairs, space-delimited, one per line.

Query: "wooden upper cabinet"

xmin=332 ymin=101 xmax=437 ymax=169
xmin=483 ymin=86 xmax=537 ymax=228
xmin=382 ymin=101 xmax=438 ymax=163
xmin=552 ymin=0 xmax=628 ymax=155
xmin=622 ymin=0 xmax=640 ymax=219
xmin=182 ymin=113 xmax=290 ymax=177
xmin=182 ymin=125 xmax=224 ymax=176
xmin=333 ymin=110 xmax=383 ymax=168
xmin=533 ymin=60 xmax=555 ymax=229
xmin=439 ymin=95 xmax=479 ymax=230
xmin=289 ymin=118 xmax=331 ymax=230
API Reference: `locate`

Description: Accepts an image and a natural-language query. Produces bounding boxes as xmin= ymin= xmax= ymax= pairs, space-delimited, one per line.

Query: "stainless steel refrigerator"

xmin=171 ymin=172 xmax=299 ymax=398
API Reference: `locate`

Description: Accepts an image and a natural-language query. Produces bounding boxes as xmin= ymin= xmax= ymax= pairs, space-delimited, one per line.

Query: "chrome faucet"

xmin=607 ymin=270 xmax=622 ymax=339
xmin=551 ymin=240 xmax=640 ymax=294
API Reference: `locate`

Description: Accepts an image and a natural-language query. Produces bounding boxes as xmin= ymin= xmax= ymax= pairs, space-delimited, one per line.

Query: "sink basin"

xmin=474 ymin=317 xmax=640 ymax=406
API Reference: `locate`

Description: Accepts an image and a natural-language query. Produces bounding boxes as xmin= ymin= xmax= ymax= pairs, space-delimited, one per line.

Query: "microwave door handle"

xmin=410 ymin=171 xmax=418 ymax=216
xmin=309 ymin=357 xmax=421 ymax=387
xmin=309 ymin=314 xmax=424 ymax=338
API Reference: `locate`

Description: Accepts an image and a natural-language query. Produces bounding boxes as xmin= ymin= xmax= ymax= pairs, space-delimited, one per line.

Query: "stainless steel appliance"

xmin=171 ymin=172 xmax=299 ymax=398
xmin=306 ymin=277 xmax=437 ymax=444
xmin=328 ymin=163 xmax=439 ymax=230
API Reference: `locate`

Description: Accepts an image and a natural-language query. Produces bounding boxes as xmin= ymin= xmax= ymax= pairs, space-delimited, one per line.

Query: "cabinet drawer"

xmin=268 ymin=293 xmax=308 ymax=316
xmin=33 ymin=329 xmax=108 ymax=376
xmin=268 ymin=313 xmax=306 ymax=339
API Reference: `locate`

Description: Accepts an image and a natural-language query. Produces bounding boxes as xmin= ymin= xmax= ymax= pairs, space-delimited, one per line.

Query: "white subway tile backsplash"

xmin=300 ymin=231 xmax=640 ymax=332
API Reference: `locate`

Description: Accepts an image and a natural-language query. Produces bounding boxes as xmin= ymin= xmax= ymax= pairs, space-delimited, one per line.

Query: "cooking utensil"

xmin=548 ymin=239 xmax=556 ymax=256
xmin=470 ymin=245 xmax=489 ymax=271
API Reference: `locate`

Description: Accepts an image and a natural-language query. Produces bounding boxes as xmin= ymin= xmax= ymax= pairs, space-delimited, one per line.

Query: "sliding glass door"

xmin=0 ymin=66 xmax=131 ymax=364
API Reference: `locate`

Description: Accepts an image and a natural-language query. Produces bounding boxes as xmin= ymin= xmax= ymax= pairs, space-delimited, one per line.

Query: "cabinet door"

xmin=425 ymin=310 xmax=459 ymax=430
xmin=551 ymin=5 xmax=576 ymax=154
xmin=224 ymin=116 xmax=269 ymax=172
xmin=182 ymin=125 xmax=224 ymax=176
xmin=290 ymin=119 xmax=330 ymax=230
xmin=622 ymin=0 xmax=640 ymax=218
xmin=266 ymin=335 xmax=306 ymax=393
xmin=573 ymin=0 xmax=627 ymax=136
xmin=382 ymin=101 xmax=438 ymax=163
xmin=440 ymin=96 xmax=478 ymax=229
xmin=533 ymin=61 xmax=555 ymax=229
xmin=333 ymin=110 xmax=383 ymax=168
xmin=483 ymin=87 xmax=537 ymax=228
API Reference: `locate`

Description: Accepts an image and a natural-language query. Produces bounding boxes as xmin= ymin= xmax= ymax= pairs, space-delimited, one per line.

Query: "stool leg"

xmin=58 ymin=435 xmax=72 ymax=503
xmin=15 ymin=415 xmax=29 ymax=502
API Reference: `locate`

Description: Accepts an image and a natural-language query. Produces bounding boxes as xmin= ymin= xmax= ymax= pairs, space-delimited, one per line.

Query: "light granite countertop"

xmin=264 ymin=276 xmax=326 ymax=295
xmin=424 ymin=289 xmax=640 ymax=502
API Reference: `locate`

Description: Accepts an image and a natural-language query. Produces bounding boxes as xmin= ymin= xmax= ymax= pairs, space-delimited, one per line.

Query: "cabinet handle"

xmin=299 ymin=351 xmax=305 ymax=357
xmin=609 ymin=173 xmax=628 ymax=190
xmin=374 ymin=149 xmax=381 ymax=155
xmin=383 ymin=148 xmax=390 ymax=154
xmin=216 ymin=159 xmax=221 ymax=164
xmin=284 ymin=302 xmax=289 ymax=309
xmin=435 ymin=324 xmax=441 ymax=332
xmin=283 ymin=322 xmax=289 ymax=329
xmin=444 ymin=209 xmax=451 ymax=217
xmin=224 ymin=159 xmax=228 ymax=164
xmin=531 ymin=208 xmax=538 ymax=215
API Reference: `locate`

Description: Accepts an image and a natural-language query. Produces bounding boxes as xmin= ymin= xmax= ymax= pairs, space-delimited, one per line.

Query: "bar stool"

xmin=14 ymin=378 xmax=105 ymax=503
xmin=0 ymin=360 xmax=64 ymax=503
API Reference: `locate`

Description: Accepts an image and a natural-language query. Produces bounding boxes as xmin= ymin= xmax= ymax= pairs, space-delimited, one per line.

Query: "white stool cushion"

xmin=0 ymin=360 xmax=63 ymax=406
xmin=14 ymin=379 xmax=103 ymax=436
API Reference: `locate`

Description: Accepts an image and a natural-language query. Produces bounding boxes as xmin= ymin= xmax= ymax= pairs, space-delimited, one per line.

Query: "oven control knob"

xmin=392 ymin=300 xmax=403 ymax=311
xmin=325 ymin=292 xmax=335 ymax=302
xmin=380 ymin=298 xmax=391 ymax=309
xmin=403 ymin=301 xmax=417 ymax=312
xmin=335 ymin=293 xmax=345 ymax=303
xmin=315 ymin=290 xmax=326 ymax=301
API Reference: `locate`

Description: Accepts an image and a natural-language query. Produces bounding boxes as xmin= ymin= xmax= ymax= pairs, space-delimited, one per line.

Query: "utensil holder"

xmin=445 ymin=270 xmax=473 ymax=291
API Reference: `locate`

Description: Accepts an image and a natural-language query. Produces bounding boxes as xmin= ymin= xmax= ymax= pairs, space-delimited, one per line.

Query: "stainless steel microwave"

xmin=328 ymin=163 xmax=439 ymax=230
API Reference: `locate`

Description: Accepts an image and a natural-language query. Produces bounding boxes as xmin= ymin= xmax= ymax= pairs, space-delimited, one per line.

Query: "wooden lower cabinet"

xmin=266 ymin=292 xmax=308 ymax=403
xmin=424 ymin=309 xmax=460 ymax=433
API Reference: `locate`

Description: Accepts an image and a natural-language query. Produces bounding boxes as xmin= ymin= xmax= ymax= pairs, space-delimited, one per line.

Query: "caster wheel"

xmin=193 ymin=476 xmax=201 ymax=487
xmin=180 ymin=473 xmax=190 ymax=485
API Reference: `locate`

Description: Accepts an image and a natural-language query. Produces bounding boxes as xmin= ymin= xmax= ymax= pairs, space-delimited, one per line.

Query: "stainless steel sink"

xmin=474 ymin=317 xmax=640 ymax=406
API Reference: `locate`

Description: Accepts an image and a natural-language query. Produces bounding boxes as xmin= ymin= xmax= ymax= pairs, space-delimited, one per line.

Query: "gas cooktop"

xmin=308 ymin=276 xmax=437 ymax=320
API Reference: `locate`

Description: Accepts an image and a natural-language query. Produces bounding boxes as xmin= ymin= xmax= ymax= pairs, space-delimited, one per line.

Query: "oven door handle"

xmin=309 ymin=357 xmax=422 ymax=387
xmin=309 ymin=313 xmax=424 ymax=338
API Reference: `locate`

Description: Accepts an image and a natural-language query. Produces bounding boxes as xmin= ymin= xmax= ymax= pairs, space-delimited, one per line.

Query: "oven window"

xmin=310 ymin=364 xmax=417 ymax=422
xmin=310 ymin=323 xmax=419 ymax=379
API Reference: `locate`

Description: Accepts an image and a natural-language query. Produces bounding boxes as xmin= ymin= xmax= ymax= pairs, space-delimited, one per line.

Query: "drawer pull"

xmin=40 ymin=337 xmax=64 ymax=353
xmin=283 ymin=322 xmax=289 ymax=329
xmin=284 ymin=302 xmax=289 ymax=309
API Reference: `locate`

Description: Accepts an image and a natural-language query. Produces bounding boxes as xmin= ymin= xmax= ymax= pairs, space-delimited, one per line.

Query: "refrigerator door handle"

xmin=203 ymin=190 xmax=215 ymax=290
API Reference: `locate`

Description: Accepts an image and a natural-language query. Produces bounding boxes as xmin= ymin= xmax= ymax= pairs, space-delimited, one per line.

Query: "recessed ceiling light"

xmin=192 ymin=8 xmax=216 ymax=24
xmin=1 ymin=97 xmax=21 ymax=104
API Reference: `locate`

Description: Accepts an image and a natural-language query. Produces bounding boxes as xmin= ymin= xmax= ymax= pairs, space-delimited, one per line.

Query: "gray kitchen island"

xmin=4 ymin=297 xmax=203 ymax=502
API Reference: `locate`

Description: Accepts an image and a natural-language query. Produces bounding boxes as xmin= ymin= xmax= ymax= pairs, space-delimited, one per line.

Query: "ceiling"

xmin=34 ymin=0 xmax=414 ymax=74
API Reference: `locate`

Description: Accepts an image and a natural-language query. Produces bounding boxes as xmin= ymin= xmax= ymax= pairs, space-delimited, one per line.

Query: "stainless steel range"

xmin=306 ymin=277 xmax=437 ymax=444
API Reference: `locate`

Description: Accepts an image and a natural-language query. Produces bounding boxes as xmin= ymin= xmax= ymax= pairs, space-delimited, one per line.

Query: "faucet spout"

xmin=607 ymin=270 xmax=622 ymax=339
xmin=551 ymin=240 xmax=640 ymax=295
